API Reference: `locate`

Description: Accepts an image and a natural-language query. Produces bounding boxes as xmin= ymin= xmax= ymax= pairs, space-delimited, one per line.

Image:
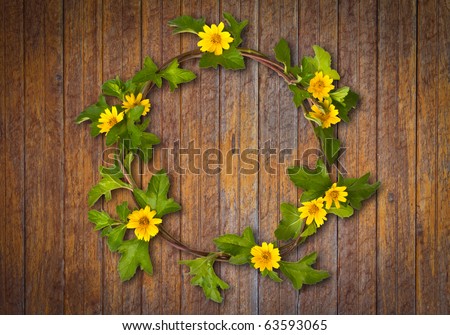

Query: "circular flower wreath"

xmin=77 ymin=14 xmax=380 ymax=303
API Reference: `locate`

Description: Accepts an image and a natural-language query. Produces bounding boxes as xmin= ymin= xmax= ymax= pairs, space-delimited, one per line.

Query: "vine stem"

xmin=126 ymin=48 xmax=307 ymax=261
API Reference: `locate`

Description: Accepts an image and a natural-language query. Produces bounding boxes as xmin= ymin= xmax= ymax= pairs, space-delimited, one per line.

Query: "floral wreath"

xmin=77 ymin=14 xmax=380 ymax=303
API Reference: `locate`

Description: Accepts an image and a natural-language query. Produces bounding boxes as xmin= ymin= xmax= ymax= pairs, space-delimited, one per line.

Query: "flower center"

xmin=330 ymin=190 xmax=339 ymax=199
xmin=315 ymin=80 xmax=325 ymax=90
xmin=107 ymin=118 xmax=118 ymax=127
xmin=261 ymin=251 xmax=271 ymax=261
xmin=308 ymin=204 xmax=319 ymax=215
xmin=210 ymin=33 xmax=222 ymax=44
xmin=139 ymin=217 xmax=150 ymax=226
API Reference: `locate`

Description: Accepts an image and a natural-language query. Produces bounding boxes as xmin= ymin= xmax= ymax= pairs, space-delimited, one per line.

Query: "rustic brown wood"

xmin=1 ymin=0 xmax=25 ymax=314
xmin=0 ymin=0 xmax=448 ymax=315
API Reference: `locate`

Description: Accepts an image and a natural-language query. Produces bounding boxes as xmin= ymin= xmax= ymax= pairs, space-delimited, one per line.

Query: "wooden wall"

xmin=0 ymin=0 xmax=448 ymax=314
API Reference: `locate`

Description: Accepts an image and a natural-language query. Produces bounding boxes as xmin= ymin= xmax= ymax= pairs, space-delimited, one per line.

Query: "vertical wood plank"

xmin=416 ymin=0 xmax=439 ymax=314
xmin=238 ymin=0 xmax=259 ymax=314
xmin=160 ymin=0 xmax=182 ymax=314
xmin=82 ymin=0 xmax=104 ymax=314
xmin=64 ymin=0 xmax=85 ymax=314
xmin=0 ymin=0 xmax=5 ymax=314
xmin=24 ymin=0 xmax=64 ymax=314
xmin=121 ymin=0 xmax=143 ymax=315
xmin=102 ymin=0 xmax=125 ymax=314
xmin=437 ymin=0 xmax=450 ymax=315
xmin=337 ymin=0 xmax=360 ymax=315
xmin=395 ymin=0 xmax=416 ymax=314
xmin=141 ymin=0 xmax=163 ymax=314
xmin=179 ymin=0 xmax=203 ymax=314
xmin=355 ymin=0 xmax=378 ymax=314
xmin=376 ymin=0 xmax=400 ymax=314
xmin=1 ymin=0 xmax=25 ymax=314
xmin=258 ymin=0 xmax=280 ymax=315
xmin=278 ymin=0 xmax=299 ymax=315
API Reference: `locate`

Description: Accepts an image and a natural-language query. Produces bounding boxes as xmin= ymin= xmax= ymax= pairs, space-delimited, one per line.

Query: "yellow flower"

xmin=298 ymin=197 xmax=328 ymax=227
xmin=127 ymin=206 xmax=162 ymax=242
xmin=308 ymin=71 xmax=335 ymax=101
xmin=251 ymin=242 xmax=281 ymax=272
xmin=309 ymin=100 xmax=341 ymax=128
xmin=324 ymin=183 xmax=348 ymax=209
xmin=197 ymin=22 xmax=234 ymax=56
xmin=122 ymin=93 xmax=151 ymax=116
xmin=97 ymin=106 xmax=124 ymax=134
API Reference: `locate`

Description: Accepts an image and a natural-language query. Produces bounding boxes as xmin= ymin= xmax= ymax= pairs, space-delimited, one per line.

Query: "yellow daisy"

xmin=127 ymin=206 xmax=162 ymax=242
xmin=197 ymin=22 xmax=234 ymax=56
xmin=308 ymin=71 xmax=335 ymax=101
xmin=324 ymin=183 xmax=348 ymax=209
xmin=309 ymin=100 xmax=341 ymax=128
xmin=122 ymin=93 xmax=151 ymax=116
xmin=298 ymin=197 xmax=328 ymax=227
xmin=97 ymin=106 xmax=124 ymax=134
xmin=251 ymin=242 xmax=281 ymax=272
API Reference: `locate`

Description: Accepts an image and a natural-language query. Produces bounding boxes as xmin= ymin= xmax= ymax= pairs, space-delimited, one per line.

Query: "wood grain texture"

xmin=0 ymin=0 xmax=448 ymax=315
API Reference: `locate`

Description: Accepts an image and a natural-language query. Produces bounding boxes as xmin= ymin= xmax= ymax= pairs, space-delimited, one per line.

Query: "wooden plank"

xmin=102 ymin=0 xmax=125 ymax=314
xmin=437 ymin=0 xmax=450 ymax=315
xmin=63 ymin=0 xmax=85 ymax=314
xmin=297 ymin=0 xmax=324 ymax=315
xmin=159 ymin=0 xmax=182 ymax=314
xmin=376 ymin=0 xmax=400 ymax=314
xmin=179 ymin=0 xmax=203 ymax=314
xmin=0 ymin=0 xmax=5 ymax=315
xmin=416 ymin=0 xmax=439 ymax=315
xmin=24 ymin=0 xmax=64 ymax=314
xmin=237 ymin=0 xmax=259 ymax=315
xmin=257 ymin=0 xmax=281 ymax=315
xmin=218 ymin=0 xmax=244 ymax=314
xmin=355 ymin=0 xmax=378 ymax=314
xmin=81 ymin=0 xmax=104 ymax=315
xmin=121 ymin=0 xmax=143 ymax=315
xmin=395 ymin=0 xmax=417 ymax=314
xmin=141 ymin=0 xmax=163 ymax=315
xmin=0 ymin=0 xmax=25 ymax=314
xmin=337 ymin=0 xmax=359 ymax=315
xmin=278 ymin=0 xmax=299 ymax=315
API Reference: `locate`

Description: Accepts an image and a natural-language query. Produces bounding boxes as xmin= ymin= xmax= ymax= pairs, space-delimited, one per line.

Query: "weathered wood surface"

xmin=0 ymin=0 xmax=448 ymax=314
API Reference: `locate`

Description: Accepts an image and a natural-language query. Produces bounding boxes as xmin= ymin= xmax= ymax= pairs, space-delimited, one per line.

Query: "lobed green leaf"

xmin=88 ymin=173 xmax=132 ymax=207
xmin=88 ymin=210 xmax=115 ymax=231
xmin=168 ymin=15 xmax=206 ymax=34
xmin=314 ymin=126 xmax=341 ymax=165
xmin=213 ymin=227 xmax=256 ymax=265
xmin=199 ymin=47 xmax=245 ymax=70
xmin=117 ymin=239 xmax=153 ymax=281
xmin=275 ymin=203 xmax=304 ymax=241
xmin=289 ymin=85 xmax=311 ymax=107
xmin=159 ymin=59 xmax=197 ymax=91
xmin=223 ymin=12 xmax=248 ymax=47
xmin=338 ymin=173 xmax=380 ymax=210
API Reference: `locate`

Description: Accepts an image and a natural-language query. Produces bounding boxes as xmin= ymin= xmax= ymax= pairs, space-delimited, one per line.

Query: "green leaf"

xmin=146 ymin=170 xmax=181 ymax=217
xmin=338 ymin=173 xmax=380 ymax=210
xmin=223 ymin=12 xmax=248 ymax=47
xmin=312 ymin=45 xmax=340 ymax=80
xmin=287 ymin=159 xmax=332 ymax=202
xmin=107 ymin=225 xmax=127 ymax=251
xmin=314 ymin=126 xmax=341 ymax=165
xmin=124 ymin=152 xmax=134 ymax=174
xmin=159 ymin=59 xmax=196 ymax=91
xmin=102 ymin=76 xmax=127 ymax=100
xmin=213 ymin=227 xmax=256 ymax=265
xmin=332 ymin=90 xmax=359 ymax=122
xmin=179 ymin=255 xmax=229 ymax=303
xmin=275 ymin=203 xmax=304 ymax=241
xmin=168 ymin=15 xmax=206 ymax=34
xmin=261 ymin=269 xmax=283 ymax=283
xmin=128 ymin=105 xmax=145 ymax=121
xmin=279 ymin=252 xmax=330 ymax=290
xmin=116 ymin=201 xmax=130 ymax=222
xmin=329 ymin=86 xmax=349 ymax=103
xmin=289 ymin=85 xmax=311 ymax=107
xmin=299 ymin=56 xmax=317 ymax=86
xmin=88 ymin=210 xmax=115 ymax=230
xmin=100 ymin=160 xmax=124 ymax=179
xmin=127 ymin=117 xmax=143 ymax=147
xmin=327 ymin=205 xmax=354 ymax=218
xmin=133 ymin=188 xmax=150 ymax=209
xmin=274 ymin=38 xmax=291 ymax=72
xmin=133 ymin=56 xmax=162 ymax=87
xmin=138 ymin=132 xmax=161 ymax=163
xmin=117 ymin=239 xmax=153 ymax=281
xmin=199 ymin=47 xmax=245 ymax=70
xmin=76 ymin=95 xmax=108 ymax=124
xmin=105 ymin=119 xmax=127 ymax=146
xmin=300 ymin=223 xmax=317 ymax=238
xmin=88 ymin=173 xmax=132 ymax=207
